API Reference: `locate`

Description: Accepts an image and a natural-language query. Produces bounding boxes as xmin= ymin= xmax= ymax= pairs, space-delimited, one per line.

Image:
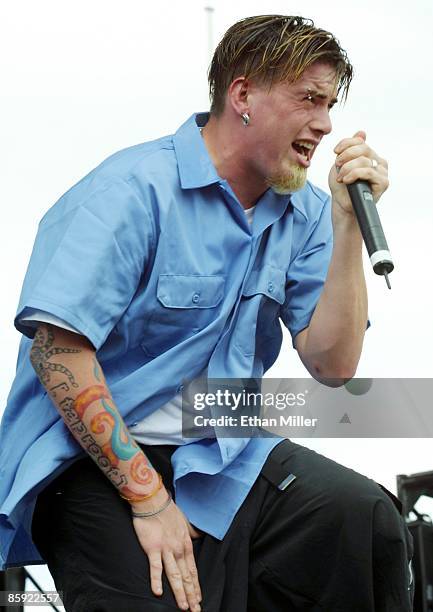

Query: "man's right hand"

xmin=131 ymin=489 xmax=203 ymax=611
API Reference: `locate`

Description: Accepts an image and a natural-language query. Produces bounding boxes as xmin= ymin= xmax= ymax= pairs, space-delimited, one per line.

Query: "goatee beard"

xmin=267 ymin=164 xmax=307 ymax=195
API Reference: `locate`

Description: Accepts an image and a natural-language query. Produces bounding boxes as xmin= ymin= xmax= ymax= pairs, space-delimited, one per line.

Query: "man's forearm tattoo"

xmin=31 ymin=326 xmax=158 ymax=496
xmin=98 ymin=398 xmax=139 ymax=461
xmin=74 ymin=385 xmax=110 ymax=418
xmin=74 ymin=388 xmax=139 ymax=461
xmin=30 ymin=324 xmax=80 ymax=387
xmin=116 ymin=456 xmax=158 ymax=500
xmin=59 ymin=387 xmax=155 ymax=495
xmin=130 ymin=453 xmax=155 ymax=485
xmin=49 ymin=382 xmax=70 ymax=397
xmin=60 ymin=396 xmax=128 ymax=488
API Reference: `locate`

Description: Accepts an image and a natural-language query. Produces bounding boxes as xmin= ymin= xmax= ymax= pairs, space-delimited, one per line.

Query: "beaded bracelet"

xmin=131 ymin=491 xmax=173 ymax=518
xmin=119 ymin=472 xmax=163 ymax=503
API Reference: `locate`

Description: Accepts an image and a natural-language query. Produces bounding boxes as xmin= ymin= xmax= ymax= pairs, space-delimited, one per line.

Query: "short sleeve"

xmin=15 ymin=177 xmax=155 ymax=350
xmin=280 ymin=195 xmax=333 ymax=347
xmin=19 ymin=309 xmax=82 ymax=334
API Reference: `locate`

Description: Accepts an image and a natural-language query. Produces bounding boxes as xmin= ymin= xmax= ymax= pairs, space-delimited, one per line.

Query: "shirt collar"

xmin=289 ymin=190 xmax=308 ymax=221
xmin=173 ymin=112 xmax=308 ymax=220
xmin=173 ymin=113 xmax=221 ymax=189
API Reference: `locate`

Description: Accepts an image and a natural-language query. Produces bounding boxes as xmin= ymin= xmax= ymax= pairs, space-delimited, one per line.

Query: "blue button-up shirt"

xmin=0 ymin=112 xmax=333 ymax=569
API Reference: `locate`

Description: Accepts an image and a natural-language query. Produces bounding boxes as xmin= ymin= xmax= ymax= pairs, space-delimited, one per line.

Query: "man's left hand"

xmin=328 ymin=131 xmax=389 ymax=221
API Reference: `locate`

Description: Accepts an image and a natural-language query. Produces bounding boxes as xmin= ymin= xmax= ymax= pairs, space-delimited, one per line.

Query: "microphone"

xmin=347 ymin=180 xmax=394 ymax=289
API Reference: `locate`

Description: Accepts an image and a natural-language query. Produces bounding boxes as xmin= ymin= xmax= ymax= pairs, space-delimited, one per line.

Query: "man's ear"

xmin=227 ymin=76 xmax=250 ymax=116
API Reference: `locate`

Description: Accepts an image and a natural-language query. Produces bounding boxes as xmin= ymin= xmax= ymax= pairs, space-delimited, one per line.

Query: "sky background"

xmin=1 ymin=0 xmax=432 ymax=600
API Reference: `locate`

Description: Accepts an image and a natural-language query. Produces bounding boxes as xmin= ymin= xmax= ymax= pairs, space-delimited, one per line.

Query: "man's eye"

xmin=305 ymin=94 xmax=314 ymax=103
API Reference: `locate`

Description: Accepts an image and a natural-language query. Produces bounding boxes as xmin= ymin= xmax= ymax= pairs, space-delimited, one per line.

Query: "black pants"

xmin=31 ymin=440 xmax=414 ymax=611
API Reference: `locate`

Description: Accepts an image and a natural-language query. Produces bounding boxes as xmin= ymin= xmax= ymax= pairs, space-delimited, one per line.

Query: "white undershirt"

xmin=20 ymin=204 xmax=256 ymax=445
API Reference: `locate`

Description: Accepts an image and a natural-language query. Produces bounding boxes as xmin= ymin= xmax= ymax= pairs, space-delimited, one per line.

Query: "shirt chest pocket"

xmin=141 ymin=274 xmax=225 ymax=357
xmin=243 ymin=265 xmax=286 ymax=305
xmin=236 ymin=265 xmax=286 ymax=357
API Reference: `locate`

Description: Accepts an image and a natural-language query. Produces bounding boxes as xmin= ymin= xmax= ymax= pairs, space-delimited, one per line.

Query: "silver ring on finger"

xmin=371 ymin=158 xmax=378 ymax=169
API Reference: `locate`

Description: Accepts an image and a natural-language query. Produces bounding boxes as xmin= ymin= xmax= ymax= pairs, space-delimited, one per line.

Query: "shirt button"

xmin=268 ymin=281 xmax=274 ymax=293
xmin=192 ymin=293 xmax=200 ymax=304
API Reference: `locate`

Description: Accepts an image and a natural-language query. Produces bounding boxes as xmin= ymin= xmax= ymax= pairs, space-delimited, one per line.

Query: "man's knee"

xmin=330 ymin=471 xmax=398 ymax=522
xmin=292 ymin=449 xmax=408 ymax=554
xmin=296 ymin=448 xmax=399 ymax=524
xmin=319 ymin=464 xmax=412 ymax=573
xmin=332 ymin=471 xmax=407 ymax=543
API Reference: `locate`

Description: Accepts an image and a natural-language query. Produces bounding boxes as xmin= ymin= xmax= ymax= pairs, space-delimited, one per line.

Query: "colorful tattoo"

xmin=59 ymin=397 xmax=127 ymax=488
xmin=91 ymin=410 xmax=116 ymax=434
xmin=119 ymin=482 xmax=158 ymax=500
xmin=73 ymin=385 xmax=110 ymax=418
xmin=100 ymin=398 xmax=139 ymax=461
xmin=30 ymin=324 xmax=81 ymax=387
xmin=101 ymin=440 xmax=120 ymax=467
xmin=37 ymin=337 xmax=152 ymax=497
xmin=130 ymin=453 xmax=155 ymax=485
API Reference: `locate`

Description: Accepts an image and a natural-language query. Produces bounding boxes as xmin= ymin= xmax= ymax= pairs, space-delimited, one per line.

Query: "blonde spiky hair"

xmin=208 ymin=15 xmax=353 ymax=115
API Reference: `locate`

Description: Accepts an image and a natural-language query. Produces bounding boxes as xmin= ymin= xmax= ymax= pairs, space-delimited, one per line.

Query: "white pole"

xmin=204 ymin=5 xmax=215 ymax=63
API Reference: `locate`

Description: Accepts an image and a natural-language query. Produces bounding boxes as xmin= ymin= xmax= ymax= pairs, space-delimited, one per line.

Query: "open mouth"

xmin=292 ymin=140 xmax=314 ymax=167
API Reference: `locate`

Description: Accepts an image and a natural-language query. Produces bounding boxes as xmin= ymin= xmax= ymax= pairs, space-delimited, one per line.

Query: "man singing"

xmin=0 ymin=14 xmax=413 ymax=611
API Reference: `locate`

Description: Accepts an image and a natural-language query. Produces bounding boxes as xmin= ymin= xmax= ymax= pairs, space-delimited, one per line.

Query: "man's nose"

xmin=311 ymin=108 xmax=332 ymax=136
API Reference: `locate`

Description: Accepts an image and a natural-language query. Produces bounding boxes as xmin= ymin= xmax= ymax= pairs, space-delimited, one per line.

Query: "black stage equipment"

xmin=398 ymin=470 xmax=433 ymax=611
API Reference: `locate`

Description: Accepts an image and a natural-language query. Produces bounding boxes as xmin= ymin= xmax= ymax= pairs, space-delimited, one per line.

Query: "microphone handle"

xmin=347 ymin=180 xmax=394 ymax=277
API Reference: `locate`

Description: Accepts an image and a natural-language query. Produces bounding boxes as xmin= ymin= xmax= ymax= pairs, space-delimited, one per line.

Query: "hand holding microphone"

xmin=330 ymin=131 xmax=394 ymax=289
